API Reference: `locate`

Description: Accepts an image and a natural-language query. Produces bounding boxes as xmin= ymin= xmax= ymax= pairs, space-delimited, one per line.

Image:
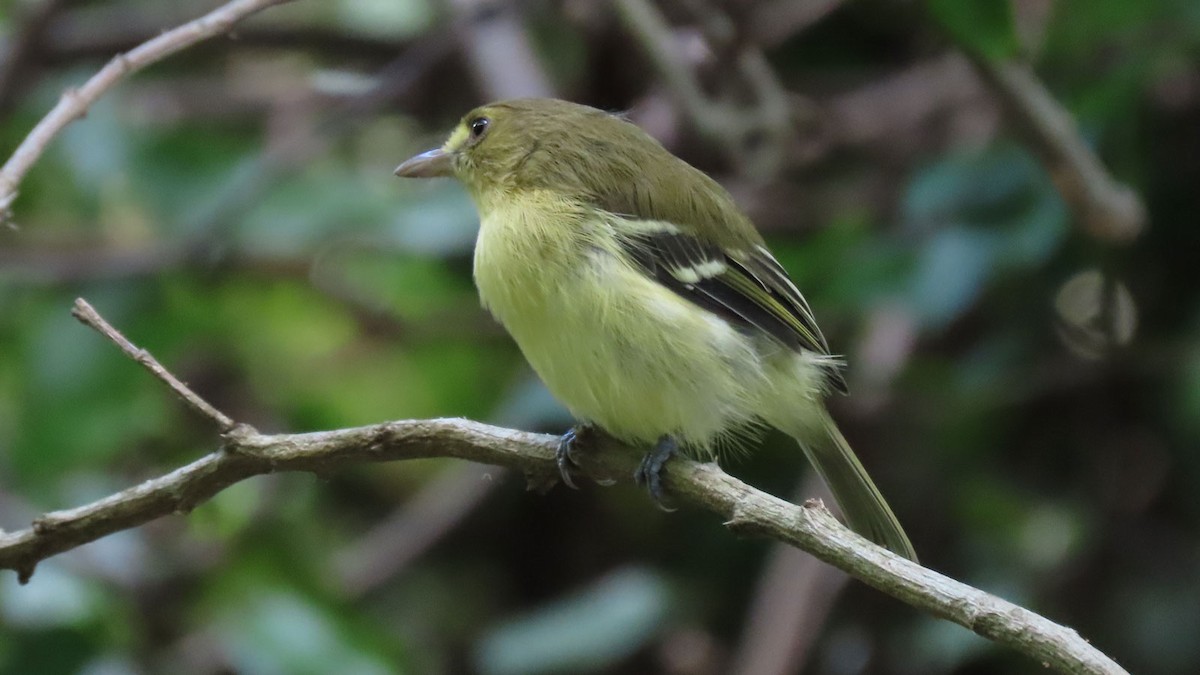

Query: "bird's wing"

xmin=618 ymin=224 xmax=848 ymax=394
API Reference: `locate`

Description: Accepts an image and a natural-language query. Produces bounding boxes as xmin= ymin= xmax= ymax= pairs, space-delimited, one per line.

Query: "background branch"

xmin=0 ymin=299 xmax=1129 ymax=675
xmin=969 ymin=56 xmax=1147 ymax=243
xmin=614 ymin=0 xmax=792 ymax=179
xmin=0 ymin=0 xmax=73 ymax=117
xmin=0 ymin=0 xmax=295 ymax=224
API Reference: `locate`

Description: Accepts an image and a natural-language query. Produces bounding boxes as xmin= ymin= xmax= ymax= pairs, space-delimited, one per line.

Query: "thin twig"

xmin=0 ymin=0 xmax=295 ymax=223
xmin=70 ymin=298 xmax=237 ymax=432
xmin=0 ymin=302 xmax=1130 ymax=675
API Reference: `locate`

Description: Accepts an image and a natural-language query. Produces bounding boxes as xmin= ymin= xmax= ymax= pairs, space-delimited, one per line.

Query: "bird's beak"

xmin=394 ymin=148 xmax=452 ymax=178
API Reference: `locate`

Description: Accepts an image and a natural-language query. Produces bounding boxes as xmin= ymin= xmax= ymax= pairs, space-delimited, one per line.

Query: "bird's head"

xmin=394 ymin=98 xmax=663 ymax=205
xmin=394 ymin=98 xmax=750 ymax=241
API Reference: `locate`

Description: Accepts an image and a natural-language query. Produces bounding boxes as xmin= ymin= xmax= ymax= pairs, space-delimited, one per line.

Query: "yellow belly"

xmin=472 ymin=196 xmax=766 ymax=454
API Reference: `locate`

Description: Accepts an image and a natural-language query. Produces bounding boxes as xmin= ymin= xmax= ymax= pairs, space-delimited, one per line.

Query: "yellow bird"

xmin=396 ymin=99 xmax=916 ymax=561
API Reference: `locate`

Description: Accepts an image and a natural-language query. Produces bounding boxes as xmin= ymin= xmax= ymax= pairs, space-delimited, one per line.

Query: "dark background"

xmin=0 ymin=0 xmax=1197 ymax=673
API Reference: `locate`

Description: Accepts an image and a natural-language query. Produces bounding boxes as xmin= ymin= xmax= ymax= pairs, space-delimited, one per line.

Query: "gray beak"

xmin=394 ymin=148 xmax=452 ymax=178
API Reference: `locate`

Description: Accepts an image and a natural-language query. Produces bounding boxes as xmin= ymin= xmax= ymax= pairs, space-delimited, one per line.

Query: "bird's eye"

xmin=468 ymin=117 xmax=490 ymax=140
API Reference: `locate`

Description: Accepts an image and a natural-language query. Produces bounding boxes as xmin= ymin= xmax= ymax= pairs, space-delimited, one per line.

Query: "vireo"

xmin=395 ymin=99 xmax=916 ymax=561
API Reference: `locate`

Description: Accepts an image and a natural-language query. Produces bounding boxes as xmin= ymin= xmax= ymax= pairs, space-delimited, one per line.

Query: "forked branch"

xmin=0 ymin=299 xmax=1128 ymax=675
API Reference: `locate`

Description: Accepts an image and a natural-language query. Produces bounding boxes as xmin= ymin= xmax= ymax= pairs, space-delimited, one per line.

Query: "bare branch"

xmin=0 ymin=302 xmax=1130 ymax=675
xmin=613 ymin=0 xmax=793 ymax=180
xmin=0 ymin=0 xmax=72 ymax=117
xmin=0 ymin=416 xmax=546 ymax=583
xmin=969 ymin=57 xmax=1147 ymax=243
xmin=70 ymin=298 xmax=237 ymax=432
xmin=0 ymin=0 xmax=295 ymax=223
xmin=0 ymin=415 xmax=1128 ymax=675
xmin=615 ymin=0 xmax=719 ymax=132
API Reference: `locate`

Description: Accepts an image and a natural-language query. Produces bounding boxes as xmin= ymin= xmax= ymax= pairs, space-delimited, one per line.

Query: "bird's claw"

xmin=556 ymin=426 xmax=587 ymax=489
xmin=634 ymin=435 xmax=678 ymax=512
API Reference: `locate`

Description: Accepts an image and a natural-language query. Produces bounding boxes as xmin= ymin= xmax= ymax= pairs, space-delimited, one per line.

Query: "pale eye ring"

xmin=468 ymin=117 xmax=490 ymax=140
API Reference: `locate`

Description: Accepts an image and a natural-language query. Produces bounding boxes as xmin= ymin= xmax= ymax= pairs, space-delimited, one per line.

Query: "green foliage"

xmin=1 ymin=1 xmax=1198 ymax=673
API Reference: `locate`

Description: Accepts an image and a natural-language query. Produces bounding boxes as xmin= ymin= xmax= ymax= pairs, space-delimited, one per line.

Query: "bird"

xmin=394 ymin=98 xmax=916 ymax=561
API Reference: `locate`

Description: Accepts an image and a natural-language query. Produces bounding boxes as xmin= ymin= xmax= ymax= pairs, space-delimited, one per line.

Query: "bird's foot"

xmin=556 ymin=424 xmax=593 ymax=489
xmin=634 ymin=435 xmax=678 ymax=511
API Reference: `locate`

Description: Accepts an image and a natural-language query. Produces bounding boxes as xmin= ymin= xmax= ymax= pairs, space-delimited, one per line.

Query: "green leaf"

xmin=927 ymin=0 xmax=1020 ymax=61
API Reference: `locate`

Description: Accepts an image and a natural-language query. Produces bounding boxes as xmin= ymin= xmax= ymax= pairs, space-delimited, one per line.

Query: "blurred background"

xmin=0 ymin=0 xmax=1197 ymax=673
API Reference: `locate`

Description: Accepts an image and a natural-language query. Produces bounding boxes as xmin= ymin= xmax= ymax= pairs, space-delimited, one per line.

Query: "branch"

xmin=613 ymin=0 xmax=793 ymax=180
xmin=42 ymin=18 xmax=411 ymax=65
xmin=968 ymin=56 xmax=1147 ymax=243
xmin=70 ymin=299 xmax=237 ymax=432
xmin=0 ymin=300 xmax=1129 ymax=675
xmin=0 ymin=0 xmax=295 ymax=224
xmin=0 ymin=0 xmax=71 ymax=117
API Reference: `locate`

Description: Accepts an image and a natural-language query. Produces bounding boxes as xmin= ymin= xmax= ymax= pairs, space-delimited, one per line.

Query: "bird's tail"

xmin=792 ymin=411 xmax=917 ymax=562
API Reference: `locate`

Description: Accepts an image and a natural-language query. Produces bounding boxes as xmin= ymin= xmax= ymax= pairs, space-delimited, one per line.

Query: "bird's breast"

xmin=472 ymin=194 xmax=593 ymax=323
xmin=470 ymin=195 xmax=767 ymax=451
